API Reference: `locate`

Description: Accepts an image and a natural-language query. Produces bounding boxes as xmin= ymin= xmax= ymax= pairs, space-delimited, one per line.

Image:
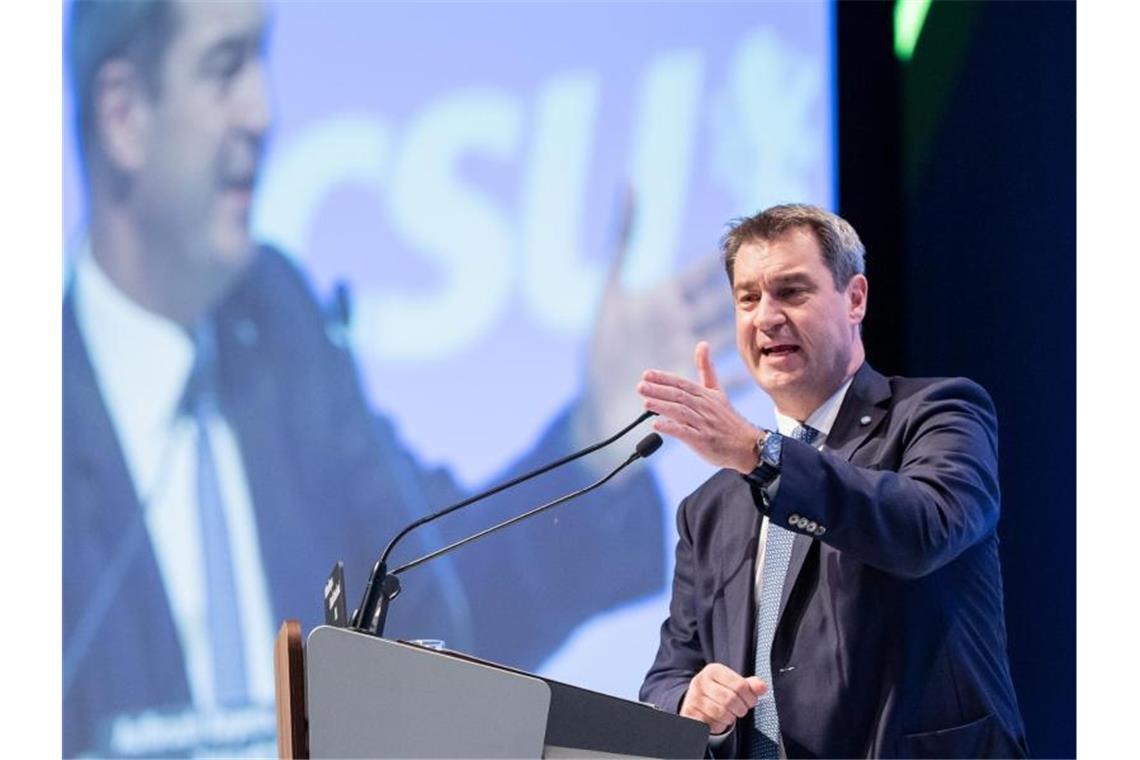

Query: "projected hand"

xmin=573 ymin=193 xmax=738 ymax=472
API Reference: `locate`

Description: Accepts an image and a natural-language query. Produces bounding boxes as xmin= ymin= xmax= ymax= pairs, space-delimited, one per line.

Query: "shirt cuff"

xmin=708 ymin=724 xmax=735 ymax=749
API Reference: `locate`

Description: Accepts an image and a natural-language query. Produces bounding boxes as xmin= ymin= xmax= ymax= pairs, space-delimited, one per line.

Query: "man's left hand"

xmin=639 ymin=341 xmax=761 ymax=474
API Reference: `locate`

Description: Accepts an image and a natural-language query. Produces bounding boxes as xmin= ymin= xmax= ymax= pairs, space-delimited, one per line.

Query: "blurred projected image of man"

xmin=64 ymin=1 xmax=687 ymax=755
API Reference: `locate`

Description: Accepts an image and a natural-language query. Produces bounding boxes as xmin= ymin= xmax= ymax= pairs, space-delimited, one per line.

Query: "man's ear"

xmin=847 ymin=273 xmax=868 ymax=324
xmin=92 ymin=59 xmax=151 ymax=175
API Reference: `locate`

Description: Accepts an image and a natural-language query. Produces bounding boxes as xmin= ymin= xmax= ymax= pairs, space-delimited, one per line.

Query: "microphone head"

xmin=635 ymin=433 xmax=663 ymax=459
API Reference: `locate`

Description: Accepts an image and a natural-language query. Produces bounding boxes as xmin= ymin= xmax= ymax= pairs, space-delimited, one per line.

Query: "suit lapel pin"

xmin=859 ymin=415 xmax=872 ymax=425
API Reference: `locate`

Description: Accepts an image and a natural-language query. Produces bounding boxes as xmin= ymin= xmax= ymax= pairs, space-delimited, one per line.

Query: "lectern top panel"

xmin=306 ymin=626 xmax=551 ymax=758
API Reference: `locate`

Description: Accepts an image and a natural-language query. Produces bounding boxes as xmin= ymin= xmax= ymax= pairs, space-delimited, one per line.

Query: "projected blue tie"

xmin=750 ymin=423 xmax=819 ymax=759
xmin=186 ymin=324 xmax=248 ymax=707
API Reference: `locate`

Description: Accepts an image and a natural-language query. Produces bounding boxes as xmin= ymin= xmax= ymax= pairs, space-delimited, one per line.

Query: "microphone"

xmin=635 ymin=432 xmax=663 ymax=459
xmin=352 ymin=412 xmax=657 ymax=636
xmin=390 ymin=433 xmax=664 ymax=578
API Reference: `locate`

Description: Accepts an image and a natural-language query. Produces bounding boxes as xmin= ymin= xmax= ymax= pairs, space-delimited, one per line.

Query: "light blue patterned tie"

xmin=186 ymin=323 xmax=249 ymax=707
xmin=750 ymin=424 xmax=819 ymax=759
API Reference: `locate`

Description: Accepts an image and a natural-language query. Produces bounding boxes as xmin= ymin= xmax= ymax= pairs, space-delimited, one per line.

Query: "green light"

xmin=894 ymin=0 xmax=933 ymax=62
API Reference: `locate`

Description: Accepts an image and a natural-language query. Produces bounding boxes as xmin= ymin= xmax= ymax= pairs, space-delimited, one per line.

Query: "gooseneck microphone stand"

xmin=392 ymin=432 xmax=662 ymax=577
xmin=352 ymin=411 xmax=658 ymax=637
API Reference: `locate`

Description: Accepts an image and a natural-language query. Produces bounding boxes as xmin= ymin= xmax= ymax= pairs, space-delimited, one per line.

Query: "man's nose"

xmin=236 ymin=59 xmax=273 ymax=137
xmin=753 ymin=296 xmax=785 ymax=332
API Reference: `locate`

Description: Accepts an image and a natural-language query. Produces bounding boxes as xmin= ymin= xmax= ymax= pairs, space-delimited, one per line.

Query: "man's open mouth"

xmin=761 ymin=345 xmax=800 ymax=356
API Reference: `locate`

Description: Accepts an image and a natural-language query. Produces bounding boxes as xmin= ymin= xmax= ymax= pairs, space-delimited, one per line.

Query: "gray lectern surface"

xmin=304 ymin=626 xmax=708 ymax=759
xmin=307 ymin=626 xmax=550 ymax=758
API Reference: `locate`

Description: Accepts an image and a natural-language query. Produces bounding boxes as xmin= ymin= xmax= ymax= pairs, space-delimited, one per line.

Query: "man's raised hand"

xmin=638 ymin=341 xmax=762 ymax=474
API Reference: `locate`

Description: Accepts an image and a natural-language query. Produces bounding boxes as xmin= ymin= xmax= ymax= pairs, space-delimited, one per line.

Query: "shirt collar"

xmin=774 ymin=373 xmax=857 ymax=442
xmin=72 ymin=240 xmax=196 ymax=445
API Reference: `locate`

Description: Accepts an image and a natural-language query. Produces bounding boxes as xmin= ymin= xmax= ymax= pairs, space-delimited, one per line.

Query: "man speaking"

xmin=637 ymin=204 xmax=1028 ymax=758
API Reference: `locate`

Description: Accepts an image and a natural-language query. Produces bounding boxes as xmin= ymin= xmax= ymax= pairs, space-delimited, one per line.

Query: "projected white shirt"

xmin=71 ymin=246 xmax=277 ymax=712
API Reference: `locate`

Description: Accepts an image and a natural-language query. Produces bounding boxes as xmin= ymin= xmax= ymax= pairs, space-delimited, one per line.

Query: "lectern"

xmin=275 ymin=621 xmax=708 ymax=758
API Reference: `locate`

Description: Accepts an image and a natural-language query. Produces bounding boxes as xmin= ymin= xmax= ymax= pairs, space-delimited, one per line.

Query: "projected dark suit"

xmin=63 ymin=246 xmax=664 ymax=757
xmin=640 ymin=364 xmax=1028 ymax=758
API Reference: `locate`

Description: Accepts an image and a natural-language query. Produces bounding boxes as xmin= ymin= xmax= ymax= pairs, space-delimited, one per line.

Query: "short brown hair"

xmin=721 ymin=203 xmax=866 ymax=289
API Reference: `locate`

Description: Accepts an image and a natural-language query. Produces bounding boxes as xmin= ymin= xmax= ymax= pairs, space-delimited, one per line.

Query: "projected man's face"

xmin=132 ymin=0 xmax=271 ymax=284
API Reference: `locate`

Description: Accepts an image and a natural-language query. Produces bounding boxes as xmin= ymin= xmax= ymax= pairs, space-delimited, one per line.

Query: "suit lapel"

xmin=725 ymin=483 xmax=762 ymax=677
xmin=62 ymin=295 xmax=190 ymax=705
xmin=215 ymin=269 xmax=328 ymax=632
xmin=824 ymin=363 xmax=891 ymax=463
xmin=777 ymin=364 xmax=891 ymax=621
xmin=63 ymin=296 xmax=141 ymax=562
xmin=215 ymin=292 xmax=292 ymax=627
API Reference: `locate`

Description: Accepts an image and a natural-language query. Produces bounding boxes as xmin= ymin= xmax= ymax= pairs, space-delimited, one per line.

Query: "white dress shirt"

xmin=708 ymin=376 xmax=854 ymax=748
xmin=753 ymin=376 xmax=854 ymax=606
xmin=72 ymin=247 xmax=277 ymax=711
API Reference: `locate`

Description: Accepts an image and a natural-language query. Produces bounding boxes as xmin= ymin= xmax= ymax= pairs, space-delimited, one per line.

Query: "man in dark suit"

xmin=638 ymin=204 xmax=1028 ymax=757
xmin=64 ymin=1 xmax=702 ymax=756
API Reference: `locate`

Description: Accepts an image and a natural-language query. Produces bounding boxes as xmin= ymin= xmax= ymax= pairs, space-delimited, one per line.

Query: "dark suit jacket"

xmin=640 ymin=364 xmax=1028 ymax=758
xmin=63 ymin=247 xmax=664 ymax=757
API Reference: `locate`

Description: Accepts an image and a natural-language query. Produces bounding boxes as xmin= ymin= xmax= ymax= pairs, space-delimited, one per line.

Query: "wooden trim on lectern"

xmin=274 ymin=619 xmax=308 ymax=759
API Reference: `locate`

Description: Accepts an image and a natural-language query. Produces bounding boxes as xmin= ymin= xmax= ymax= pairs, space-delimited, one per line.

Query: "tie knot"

xmin=790 ymin=424 xmax=820 ymax=445
xmin=181 ymin=322 xmax=219 ymax=416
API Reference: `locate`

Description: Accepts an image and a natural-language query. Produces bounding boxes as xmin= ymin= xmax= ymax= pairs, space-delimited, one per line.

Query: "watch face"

xmin=746 ymin=432 xmax=782 ymax=489
xmin=763 ymin=432 xmax=782 ymax=465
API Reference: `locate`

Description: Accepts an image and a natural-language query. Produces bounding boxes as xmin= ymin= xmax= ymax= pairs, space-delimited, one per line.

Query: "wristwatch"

xmin=748 ymin=429 xmax=783 ymax=487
